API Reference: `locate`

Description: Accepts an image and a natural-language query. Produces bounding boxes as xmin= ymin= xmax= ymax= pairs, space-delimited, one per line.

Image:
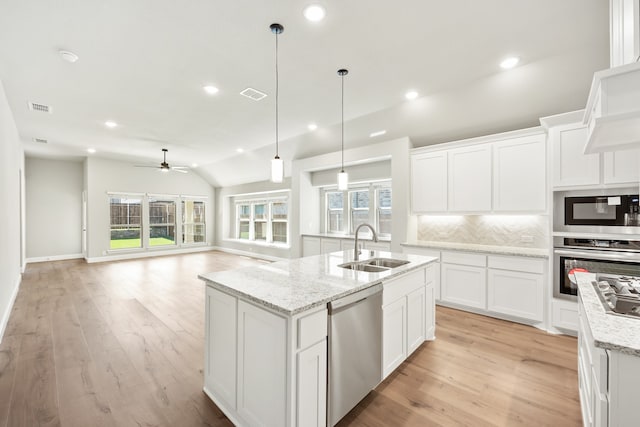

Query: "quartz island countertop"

xmin=576 ymin=272 xmax=640 ymax=356
xmin=199 ymin=250 xmax=437 ymax=316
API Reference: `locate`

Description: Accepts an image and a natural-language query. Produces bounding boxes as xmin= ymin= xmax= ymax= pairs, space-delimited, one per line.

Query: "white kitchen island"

xmin=199 ymin=250 xmax=437 ymax=427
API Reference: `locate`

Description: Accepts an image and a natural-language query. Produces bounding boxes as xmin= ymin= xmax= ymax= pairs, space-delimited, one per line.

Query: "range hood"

xmin=583 ymin=61 xmax=640 ymax=154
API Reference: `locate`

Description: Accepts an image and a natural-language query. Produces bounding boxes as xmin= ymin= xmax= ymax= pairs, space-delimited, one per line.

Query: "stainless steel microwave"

xmin=565 ymin=194 xmax=639 ymax=226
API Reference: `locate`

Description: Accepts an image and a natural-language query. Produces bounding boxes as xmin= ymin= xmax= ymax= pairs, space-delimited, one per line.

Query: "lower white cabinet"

xmin=441 ymin=252 xmax=487 ymax=309
xmin=487 ymin=256 xmax=545 ymax=323
xmin=302 ymin=236 xmax=321 ymax=257
xmin=401 ymin=246 xmax=441 ymax=301
xmin=320 ymin=238 xmax=342 ymax=254
xmin=302 ymin=235 xmax=392 ymax=257
xmin=382 ymin=267 xmax=433 ymax=379
xmin=204 ymin=286 xmax=327 ymax=427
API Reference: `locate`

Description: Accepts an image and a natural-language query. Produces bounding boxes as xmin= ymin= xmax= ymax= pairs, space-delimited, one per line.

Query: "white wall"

xmin=0 ymin=79 xmax=24 ymax=341
xmin=85 ymin=157 xmax=215 ymax=260
xmin=25 ymin=157 xmax=83 ymax=260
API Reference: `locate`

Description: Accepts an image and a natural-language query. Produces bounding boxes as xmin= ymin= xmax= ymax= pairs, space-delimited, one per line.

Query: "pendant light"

xmin=337 ymin=68 xmax=349 ymax=190
xmin=270 ymin=23 xmax=284 ymax=183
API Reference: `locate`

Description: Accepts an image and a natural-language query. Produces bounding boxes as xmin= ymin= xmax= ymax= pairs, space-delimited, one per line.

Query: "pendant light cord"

xmin=275 ymin=28 xmax=279 ymax=159
xmin=341 ymin=72 xmax=344 ymax=173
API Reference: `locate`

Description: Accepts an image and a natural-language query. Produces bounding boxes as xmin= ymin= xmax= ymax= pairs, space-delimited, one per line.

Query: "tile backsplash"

xmin=416 ymin=215 xmax=549 ymax=248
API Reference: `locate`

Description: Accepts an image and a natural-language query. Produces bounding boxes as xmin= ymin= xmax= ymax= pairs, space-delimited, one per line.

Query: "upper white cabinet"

xmin=551 ymin=122 xmax=600 ymax=187
xmin=493 ymin=134 xmax=546 ymax=212
xmin=411 ymin=129 xmax=547 ymax=214
xmin=543 ymin=111 xmax=640 ymax=188
xmin=411 ymin=151 xmax=447 ymax=212
xmin=610 ymin=0 xmax=640 ymax=67
xmin=448 ymin=145 xmax=492 ymax=212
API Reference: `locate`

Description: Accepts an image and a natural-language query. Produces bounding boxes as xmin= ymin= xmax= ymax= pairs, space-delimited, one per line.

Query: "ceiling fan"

xmin=134 ymin=148 xmax=189 ymax=173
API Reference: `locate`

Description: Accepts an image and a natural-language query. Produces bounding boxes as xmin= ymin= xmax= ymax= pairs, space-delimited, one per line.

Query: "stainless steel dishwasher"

xmin=327 ymin=283 xmax=383 ymax=426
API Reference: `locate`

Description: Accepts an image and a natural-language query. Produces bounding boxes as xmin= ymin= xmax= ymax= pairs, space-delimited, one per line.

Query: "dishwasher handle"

xmin=328 ymin=283 xmax=383 ymax=313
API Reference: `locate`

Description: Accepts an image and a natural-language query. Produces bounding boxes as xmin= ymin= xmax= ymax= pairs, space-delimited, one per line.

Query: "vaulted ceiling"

xmin=0 ymin=0 xmax=609 ymax=186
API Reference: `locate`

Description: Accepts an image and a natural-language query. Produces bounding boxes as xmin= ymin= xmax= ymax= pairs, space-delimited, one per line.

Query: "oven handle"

xmin=554 ymin=248 xmax=640 ymax=263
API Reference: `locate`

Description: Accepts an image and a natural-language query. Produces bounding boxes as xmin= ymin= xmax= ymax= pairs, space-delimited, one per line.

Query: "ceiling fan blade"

xmin=134 ymin=165 xmax=160 ymax=168
xmin=172 ymin=166 xmax=189 ymax=169
xmin=172 ymin=168 xmax=188 ymax=174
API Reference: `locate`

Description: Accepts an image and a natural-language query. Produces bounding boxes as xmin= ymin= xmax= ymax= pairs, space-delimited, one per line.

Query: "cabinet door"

xmin=493 ymin=135 xmax=546 ymax=212
xmin=382 ymin=297 xmax=406 ymax=379
xmin=487 ymin=269 xmax=543 ymax=322
xmin=425 ymin=282 xmax=435 ymax=340
xmin=365 ymin=241 xmax=391 ymax=252
xmin=237 ymin=301 xmax=287 ymax=427
xmin=205 ymin=287 xmax=237 ymax=409
xmin=320 ymin=238 xmax=342 ymax=254
xmin=302 ymin=236 xmax=321 ymax=257
xmin=552 ymin=124 xmax=600 ymax=187
xmin=411 ymin=151 xmax=447 ymax=213
xmin=406 ymin=286 xmax=426 ymax=356
xmin=441 ymin=263 xmax=487 ymax=309
xmin=603 ymin=149 xmax=640 ymax=184
xmin=448 ymin=145 xmax=492 ymax=212
xmin=297 ymin=340 xmax=327 ymax=427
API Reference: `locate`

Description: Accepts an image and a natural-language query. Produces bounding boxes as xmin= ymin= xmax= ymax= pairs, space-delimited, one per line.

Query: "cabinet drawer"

xmin=383 ymin=269 xmax=425 ymax=305
xmin=487 ymin=255 xmax=544 ymax=274
xmin=442 ymin=251 xmax=486 ymax=267
xmin=297 ymin=308 xmax=327 ymax=350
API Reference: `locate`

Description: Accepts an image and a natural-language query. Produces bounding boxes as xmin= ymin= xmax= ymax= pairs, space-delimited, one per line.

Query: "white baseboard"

xmin=86 ymin=245 xmax=216 ymax=263
xmin=0 ymin=273 xmax=21 ymax=344
xmin=212 ymin=245 xmax=286 ymax=263
xmin=27 ymin=253 xmax=84 ymax=263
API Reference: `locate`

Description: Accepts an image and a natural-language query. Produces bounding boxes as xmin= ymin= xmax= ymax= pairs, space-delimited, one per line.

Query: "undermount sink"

xmin=366 ymin=258 xmax=410 ymax=268
xmin=338 ymin=258 xmax=409 ymax=272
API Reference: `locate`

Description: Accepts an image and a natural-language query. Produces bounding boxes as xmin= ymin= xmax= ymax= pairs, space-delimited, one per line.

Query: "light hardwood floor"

xmin=0 ymin=252 xmax=582 ymax=426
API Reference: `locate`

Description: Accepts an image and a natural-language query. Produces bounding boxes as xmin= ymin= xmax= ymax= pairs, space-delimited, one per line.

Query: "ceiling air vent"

xmin=32 ymin=138 xmax=48 ymax=144
xmin=28 ymin=101 xmax=52 ymax=113
xmin=240 ymin=87 xmax=267 ymax=101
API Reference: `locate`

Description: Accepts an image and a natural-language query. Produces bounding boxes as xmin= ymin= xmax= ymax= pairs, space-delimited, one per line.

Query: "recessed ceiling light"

xmin=303 ymin=4 xmax=326 ymax=22
xmin=191 ymin=163 xmax=198 ymax=168
xmin=370 ymin=130 xmax=387 ymax=138
xmin=104 ymin=120 xmax=118 ymax=128
xmin=500 ymin=56 xmax=520 ymax=69
xmin=405 ymin=91 xmax=418 ymax=100
xmin=203 ymin=85 xmax=219 ymax=95
xmin=308 ymin=123 xmax=318 ymax=131
xmin=59 ymin=50 xmax=79 ymax=63
xmin=236 ymin=148 xmax=244 ymax=153
xmin=87 ymin=148 xmax=96 ymax=153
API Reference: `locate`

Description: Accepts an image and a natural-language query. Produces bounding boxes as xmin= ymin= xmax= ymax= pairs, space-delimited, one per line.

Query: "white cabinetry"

xmin=204 ymin=286 xmax=327 ymax=427
xmin=402 ymin=246 xmax=441 ymax=301
xmin=441 ymin=252 xmax=487 ymax=309
xmin=603 ymin=150 xmax=640 ymax=184
xmin=302 ymin=236 xmax=321 ymax=257
xmin=381 ymin=267 xmax=433 ymax=379
xmin=493 ymin=135 xmax=546 ymax=212
xmin=487 ymin=256 xmax=544 ymax=323
xmin=551 ymin=123 xmax=600 ymax=187
xmin=610 ymin=0 xmax=640 ymax=67
xmin=448 ymin=145 xmax=492 ymax=212
xmin=320 ymin=238 xmax=342 ymax=254
xmin=411 ymin=151 xmax=447 ymax=213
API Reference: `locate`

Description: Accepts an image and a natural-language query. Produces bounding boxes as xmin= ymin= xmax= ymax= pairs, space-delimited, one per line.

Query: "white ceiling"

xmin=0 ymin=0 xmax=609 ymax=187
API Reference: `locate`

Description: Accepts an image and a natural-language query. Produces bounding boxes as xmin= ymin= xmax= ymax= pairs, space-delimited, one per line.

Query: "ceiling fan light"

xmin=271 ymin=157 xmax=284 ymax=183
xmin=337 ymin=171 xmax=349 ymax=190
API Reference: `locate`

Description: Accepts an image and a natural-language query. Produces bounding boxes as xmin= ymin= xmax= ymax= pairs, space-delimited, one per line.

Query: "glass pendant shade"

xmin=337 ymin=171 xmax=349 ymax=190
xmin=271 ymin=157 xmax=284 ymax=183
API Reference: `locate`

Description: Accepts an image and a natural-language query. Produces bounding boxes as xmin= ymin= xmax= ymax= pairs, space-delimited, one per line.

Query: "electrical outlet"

xmin=520 ymin=235 xmax=534 ymax=243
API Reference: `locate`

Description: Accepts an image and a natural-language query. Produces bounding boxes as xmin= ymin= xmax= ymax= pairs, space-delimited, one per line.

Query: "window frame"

xmin=181 ymin=197 xmax=207 ymax=245
xmin=234 ymin=196 xmax=289 ymax=246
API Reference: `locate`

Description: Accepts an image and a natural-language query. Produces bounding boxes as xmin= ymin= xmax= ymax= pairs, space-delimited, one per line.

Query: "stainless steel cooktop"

xmin=593 ymin=274 xmax=640 ymax=319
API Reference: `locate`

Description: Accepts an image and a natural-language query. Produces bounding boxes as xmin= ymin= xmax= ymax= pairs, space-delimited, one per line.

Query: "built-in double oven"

xmin=553 ymin=191 xmax=640 ymax=301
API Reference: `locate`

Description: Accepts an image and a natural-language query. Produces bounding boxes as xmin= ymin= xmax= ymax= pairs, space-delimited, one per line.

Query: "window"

xmin=108 ymin=193 xmax=207 ymax=251
xmin=182 ymin=199 xmax=206 ymax=244
xmin=149 ymin=198 xmax=177 ymax=246
xmin=109 ymin=196 xmax=142 ymax=249
xmin=322 ymin=182 xmax=391 ymax=237
xmin=235 ymin=197 xmax=289 ymax=245
xmin=326 ymin=191 xmax=344 ymax=233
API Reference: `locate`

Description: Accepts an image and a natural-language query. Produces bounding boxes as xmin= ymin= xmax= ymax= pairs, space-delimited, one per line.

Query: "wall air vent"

xmin=32 ymin=138 xmax=48 ymax=143
xmin=240 ymin=87 xmax=267 ymax=101
xmin=28 ymin=101 xmax=52 ymax=113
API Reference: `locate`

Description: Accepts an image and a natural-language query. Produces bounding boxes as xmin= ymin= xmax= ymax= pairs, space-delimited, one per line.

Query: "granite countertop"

xmin=402 ymin=240 xmax=549 ymax=258
xmin=301 ymin=232 xmax=392 ymax=242
xmin=199 ymin=251 xmax=437 ymax=316
xmin=576 ymin=272 xmax=640 ymax=357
